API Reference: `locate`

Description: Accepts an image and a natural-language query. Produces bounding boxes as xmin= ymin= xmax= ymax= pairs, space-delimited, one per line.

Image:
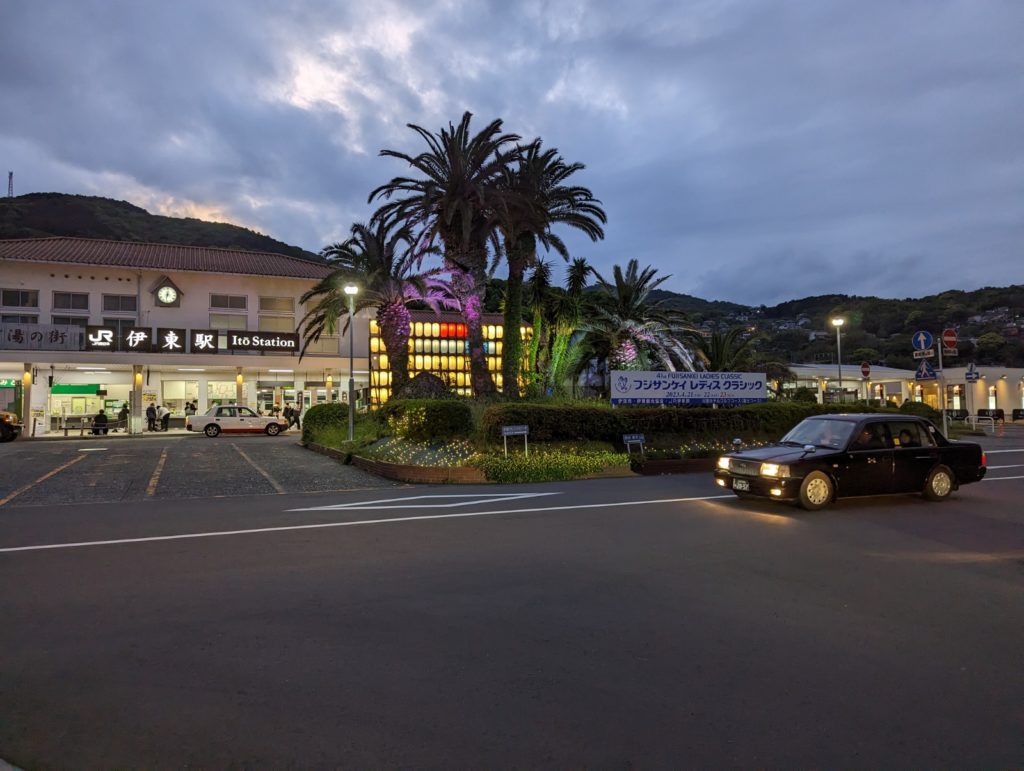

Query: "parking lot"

xmin=0 ymin=434 xmax=397 ymax=508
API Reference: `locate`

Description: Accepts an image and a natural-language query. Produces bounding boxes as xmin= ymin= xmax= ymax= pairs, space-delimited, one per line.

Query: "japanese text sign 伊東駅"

xmin=190 ymin=329 xmax=219 ymax=354
xmin=610 ymin=371 xmax=767 ymax=405
xmin=156 ymin=328 xmax=187 ymax=353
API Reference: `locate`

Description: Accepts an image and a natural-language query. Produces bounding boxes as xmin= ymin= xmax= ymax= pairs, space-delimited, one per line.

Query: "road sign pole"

xmin=938 ymin=342 xmax=948 ymax=436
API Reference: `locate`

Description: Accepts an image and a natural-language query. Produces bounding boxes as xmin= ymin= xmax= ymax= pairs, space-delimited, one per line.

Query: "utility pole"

xmin=6 ymin=171 xmax=12 ymax=198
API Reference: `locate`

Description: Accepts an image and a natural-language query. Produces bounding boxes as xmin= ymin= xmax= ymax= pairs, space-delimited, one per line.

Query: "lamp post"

xmin=831 ymin=317 xmax=845 ymax=403
xmin=344 ymin=284 xmax=359 ymax=441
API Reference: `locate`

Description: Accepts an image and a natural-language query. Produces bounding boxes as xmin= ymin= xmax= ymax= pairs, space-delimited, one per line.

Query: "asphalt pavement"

xmin=1 ymin=435 xmax=1023 ymax=768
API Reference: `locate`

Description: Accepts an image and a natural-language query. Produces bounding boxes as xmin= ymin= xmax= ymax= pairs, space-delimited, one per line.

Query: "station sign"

xmin=611 ymin=371 xmax=767 ymax=405
xmin=227 ymin=331 xmax=299 ymax=352
xmin=0 ymin=378 xmax=17 ymax=387
xmin=155 ymin=328 xmax=188 ymax=353
xmin=190 ymin=329 xmax=219 ymax=354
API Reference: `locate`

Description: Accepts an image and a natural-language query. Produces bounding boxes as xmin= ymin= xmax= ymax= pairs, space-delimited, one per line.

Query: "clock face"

xmin=157 ymin=286 xmax=178 ymax=304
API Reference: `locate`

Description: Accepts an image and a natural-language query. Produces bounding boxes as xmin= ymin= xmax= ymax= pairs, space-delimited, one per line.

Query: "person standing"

xmin=160 ymin=405 xmax=171 ymax=432
xmin=282 ymin=403 xmax=293 ymax=429
xmin=146 ymin=403 xmax=157 ymax=432
xmin=117 ymin=403 xmax=129 ymax=433
xmin=292 ymin=401 xmax=302 ymax=430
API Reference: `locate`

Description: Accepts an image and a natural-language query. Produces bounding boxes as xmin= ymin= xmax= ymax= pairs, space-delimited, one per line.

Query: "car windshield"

xmin=780 ymin=419 xmax=856 ymax=450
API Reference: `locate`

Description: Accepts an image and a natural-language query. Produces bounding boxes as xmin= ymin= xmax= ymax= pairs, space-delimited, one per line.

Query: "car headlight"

xmin=760 ymin=463 xmax=790 ymax=478
xmin=717 ymin=456 xmax=731 ymax=470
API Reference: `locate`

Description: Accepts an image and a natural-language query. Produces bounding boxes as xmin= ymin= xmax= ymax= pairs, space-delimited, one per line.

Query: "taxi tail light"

xmin=981 ymin=452 xmax=987 ymax=467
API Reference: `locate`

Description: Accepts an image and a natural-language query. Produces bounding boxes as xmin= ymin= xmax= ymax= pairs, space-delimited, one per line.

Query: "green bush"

xmin=378 ymin=399 xmax=474 ymax=442
xmin=470 ymin=450 xmax=628 ymax=483
xmin=898 ymin=400 xmax=942 ymax=423
xmin=479 ymin=401 xmax=886 ymax=445
xmin=302 ymin=402 xmax=349 ymax=445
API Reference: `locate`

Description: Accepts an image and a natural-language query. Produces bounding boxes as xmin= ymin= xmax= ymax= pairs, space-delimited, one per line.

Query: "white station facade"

xmin=0 ymin=237 xmax=371 ymax=434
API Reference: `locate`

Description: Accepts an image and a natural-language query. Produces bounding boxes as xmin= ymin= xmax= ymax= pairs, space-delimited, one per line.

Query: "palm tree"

xmin=370 ymin=112 xmax=522 ymax=396
xmin=575 ymin=259 xmax=696 ymax=394
xmin=298 ymin=221 xmax=453 ymax=394
xmin=545 ymin=258 xmax=593 ymax=396
xmin=686 ymin=327 xmax=759 ymax=372
xmin=496 ymin=143 xmax=606 ymax=397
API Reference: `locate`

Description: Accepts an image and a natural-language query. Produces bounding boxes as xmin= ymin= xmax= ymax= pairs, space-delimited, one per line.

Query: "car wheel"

xmin=265 ymin=423 xmax=281 ymax=436
xmin=798 ymin=471 xmax=834 ymax=511
xmin=0 ymin=427 xmax=15 ymax=443
xmin=203 ymin=424 xmax=221 ymax=438
xmin=923 ymin=465 xmax=954 ymax=501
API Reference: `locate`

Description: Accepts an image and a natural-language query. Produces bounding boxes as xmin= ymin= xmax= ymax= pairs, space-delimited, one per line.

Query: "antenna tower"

xmin=6 ymin=172 xmax=11 ymax=198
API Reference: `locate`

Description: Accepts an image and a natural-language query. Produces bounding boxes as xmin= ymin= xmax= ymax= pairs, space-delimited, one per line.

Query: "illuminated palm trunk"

xmin=378 ymin=302 xmax=411 ymax=394
xmin=449 ymin=265 xmax=494 ymax=396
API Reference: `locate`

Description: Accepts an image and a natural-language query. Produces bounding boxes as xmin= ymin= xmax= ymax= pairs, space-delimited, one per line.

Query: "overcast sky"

xmin=2 ymin=0 xmax=1021 ymax=305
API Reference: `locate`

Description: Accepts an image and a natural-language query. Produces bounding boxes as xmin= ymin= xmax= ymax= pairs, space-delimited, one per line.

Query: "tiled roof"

xmin=0 ymin=237 xmax=333 ymax=280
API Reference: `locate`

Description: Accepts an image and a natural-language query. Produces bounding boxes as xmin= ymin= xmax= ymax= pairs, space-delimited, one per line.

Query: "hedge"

xmin=378 ymin=398 xmax=474 ymax=442
xmin=479 ymin=402 xmax=887 ymax=444
xmin=301 ymin=402 xmax=349 ymax=445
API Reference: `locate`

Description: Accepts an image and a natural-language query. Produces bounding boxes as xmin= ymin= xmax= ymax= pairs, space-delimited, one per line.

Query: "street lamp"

xmin=831 ymin=317 xmax=845 ymax=402
xmin=344 ymin=283 xmax=359 ymax=441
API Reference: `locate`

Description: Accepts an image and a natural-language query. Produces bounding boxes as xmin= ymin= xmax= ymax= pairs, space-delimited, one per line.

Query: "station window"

xmin=1 ymin=313 xmax=37 ymax=324
xmin=210 ymin=313 xmax=247 ymax=331
xmin=51 ymin=315 xmax=89 ymax=328
xmin=103 ymin=318 xmax=136 ymax=338
xmin=258 ymin=316 xmax=295 ymax=333
xmin=102 ymin=294 xmax=137 ymax=313
xmin=259 ymin=296 xmax=294 ymax=313
xmin=210 ymin=294 xmax=247 ymax=310
xmin=53 ymin=292 xmax=89 ymax=310
xmin=1 ymin=289 xmax=39 ymax=308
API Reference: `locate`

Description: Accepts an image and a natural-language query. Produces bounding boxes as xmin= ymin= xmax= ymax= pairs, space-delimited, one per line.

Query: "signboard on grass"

xmin=611 ymin=371 xmax=767 ymax=406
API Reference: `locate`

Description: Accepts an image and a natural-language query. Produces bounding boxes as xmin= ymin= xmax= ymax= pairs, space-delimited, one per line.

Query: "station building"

xmin=787 ymin=363 xmax=1024 ymax=417
xmin=0 ymin=237 xmax=373 ymax=434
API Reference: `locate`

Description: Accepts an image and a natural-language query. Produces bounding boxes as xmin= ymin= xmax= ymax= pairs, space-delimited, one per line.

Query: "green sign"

xmin=0 ymin=378 xmax=17 ymax=388
xmin=51 ymin=384 xmax=100 ymax=395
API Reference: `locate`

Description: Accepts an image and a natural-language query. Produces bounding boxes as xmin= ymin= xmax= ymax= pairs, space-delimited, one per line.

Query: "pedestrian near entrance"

xmin=282 ymin=404 xmax=293 ymax=428
xmin=146 ymin=403 xmax=157 ymax=432
xmin=159 ymin=405 xmax=171 ymax=432
xmin=292 ymin=402 xmax=302 ymax=430
xmin=92 ymin=409 xmax=108 ymax=435
xmin=117 ymin=403 xmax=129 ymax=432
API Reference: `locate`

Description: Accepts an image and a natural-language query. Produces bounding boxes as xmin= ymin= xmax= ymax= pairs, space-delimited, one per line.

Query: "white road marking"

xmin=289 ymin=492 xmax=558 ymax=512
xmin=0 ymin=494 xmax=735 ymax=554
xmin=982 ymin=475 xmax=1024 ymax=482
xmin=986 ymin=464 xmax=1024 ymax=469
xmin=982 ymin=449 xmax=1024 ymax=454
xmin=77 ymin=447 xmax=108 ymax=452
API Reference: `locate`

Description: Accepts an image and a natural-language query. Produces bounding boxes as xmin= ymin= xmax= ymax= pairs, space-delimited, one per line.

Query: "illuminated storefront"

xmin=369 ymin=311 xmax=531 ymax=405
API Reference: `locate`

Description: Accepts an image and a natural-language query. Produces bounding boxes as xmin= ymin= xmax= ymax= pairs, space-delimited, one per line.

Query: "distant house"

xmin=808 ymin=330 xmax=832 ymax=342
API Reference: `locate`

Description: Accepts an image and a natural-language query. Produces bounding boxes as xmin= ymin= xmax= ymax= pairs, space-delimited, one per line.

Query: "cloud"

xmin=1 ymin=0 xmax=1022 ymax=306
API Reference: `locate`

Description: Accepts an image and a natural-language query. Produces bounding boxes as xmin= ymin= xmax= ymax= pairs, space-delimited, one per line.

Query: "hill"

xmin=0 ymin=193 xmax=322 ymax=262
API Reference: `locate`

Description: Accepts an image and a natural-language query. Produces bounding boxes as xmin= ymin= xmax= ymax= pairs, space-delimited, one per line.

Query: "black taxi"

xmin=714 ymin=414 xmax=987 ymax=510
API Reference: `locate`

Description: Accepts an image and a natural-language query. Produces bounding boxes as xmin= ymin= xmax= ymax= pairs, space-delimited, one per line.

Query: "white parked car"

xmin=186 ymin=405 xmax=290 ymax=437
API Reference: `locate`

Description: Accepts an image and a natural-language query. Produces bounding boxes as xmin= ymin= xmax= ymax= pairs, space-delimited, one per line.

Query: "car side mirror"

xmin=803 ymin=444 xmax=816 ymax=454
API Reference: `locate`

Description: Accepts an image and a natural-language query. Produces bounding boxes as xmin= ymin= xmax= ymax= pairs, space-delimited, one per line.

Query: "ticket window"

xmin=162 ymin=380 xmax=199 ymax=415
xmin=207 ymin=381 xmax=236 ymax=407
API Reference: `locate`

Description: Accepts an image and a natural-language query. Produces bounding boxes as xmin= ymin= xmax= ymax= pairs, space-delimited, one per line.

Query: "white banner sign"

xmin=611 ymin=371 xmax=767 ymax=405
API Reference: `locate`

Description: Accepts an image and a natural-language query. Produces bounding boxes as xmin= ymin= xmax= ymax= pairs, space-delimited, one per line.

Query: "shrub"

xmin=302 ymin=402 xmax=349 ymax=445
xmin=378 ymin=399 xmax=474 ymax=442
xmin=470 ymin=450 xmax=628 ymax=483
xmin=898 ymin=400 xmax=942 ymax=423
xmin=392 ymin=372 xmax=454 ymax=400
xmin=479 ymin=401 xmax=886 ymax=445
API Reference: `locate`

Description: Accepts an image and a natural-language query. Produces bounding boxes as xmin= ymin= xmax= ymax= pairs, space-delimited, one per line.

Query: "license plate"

xmin=733 ymin=479 xmax=750 ymax=491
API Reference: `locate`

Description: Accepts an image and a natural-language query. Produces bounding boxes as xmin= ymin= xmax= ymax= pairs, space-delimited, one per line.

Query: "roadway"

xmin=1 ymin=435 xmax=1023 ymax=767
